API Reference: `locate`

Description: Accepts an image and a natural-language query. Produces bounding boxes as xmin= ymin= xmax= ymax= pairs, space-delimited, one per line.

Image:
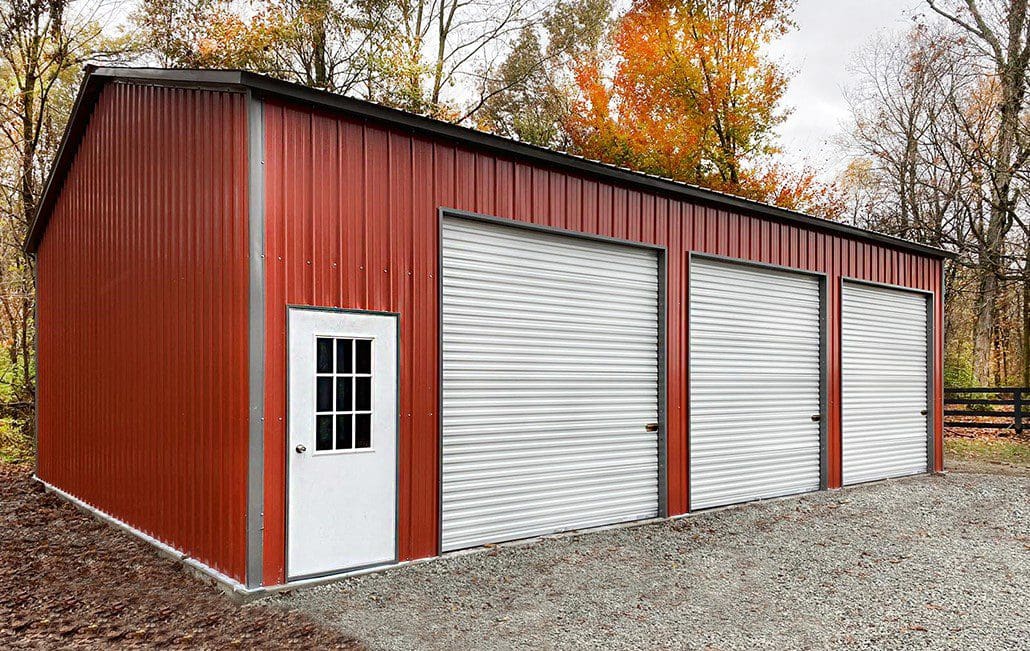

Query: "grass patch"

xmin=945 ymin=436 xmax=1030 ymax=465
xmin=0 ymin=418 xmax=32 ymax=464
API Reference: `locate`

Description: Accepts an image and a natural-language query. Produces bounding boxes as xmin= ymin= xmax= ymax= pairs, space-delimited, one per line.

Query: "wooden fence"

xmin=944 ymin=388 xmax=1027 ymax=433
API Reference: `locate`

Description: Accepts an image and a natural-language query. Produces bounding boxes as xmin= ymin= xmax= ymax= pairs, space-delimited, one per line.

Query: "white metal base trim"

xmin=36 ymin=477 xmax=260 ymax=598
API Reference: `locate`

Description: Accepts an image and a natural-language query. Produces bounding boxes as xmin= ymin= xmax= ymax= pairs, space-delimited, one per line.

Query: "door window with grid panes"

xmin=315 ymin=337 xmax=373 ymax=451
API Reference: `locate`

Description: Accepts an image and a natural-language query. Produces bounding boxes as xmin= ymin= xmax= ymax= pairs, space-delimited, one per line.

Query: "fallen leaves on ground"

xmin=0 ymin=463 xmax=362 ymax=649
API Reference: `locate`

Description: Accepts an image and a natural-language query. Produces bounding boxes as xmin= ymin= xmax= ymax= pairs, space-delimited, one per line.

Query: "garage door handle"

xmin=920 ymin=409 xmax=928 ymax=416
xmin=811 ymin=414 xmax=821 ymax=422
xmin=645 ymin=423 xmax=659 ymax=432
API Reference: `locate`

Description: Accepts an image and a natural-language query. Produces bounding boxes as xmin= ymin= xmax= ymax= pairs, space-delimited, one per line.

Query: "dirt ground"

xmin=0 ymin=463 xmax=360 ymax=649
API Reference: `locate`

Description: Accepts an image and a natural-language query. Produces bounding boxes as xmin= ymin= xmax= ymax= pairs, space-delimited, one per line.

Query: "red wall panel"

xmin=261 ymin=101 xmax=944 ymax=586
xmin=37 ymin=83 xmax=250 ymax=582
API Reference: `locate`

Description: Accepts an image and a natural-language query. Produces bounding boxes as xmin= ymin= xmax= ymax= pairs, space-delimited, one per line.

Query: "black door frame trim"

xmin=436 ymin=207 xmax=669 ymax=554
xmin=686 ymin=252 xmax=831 ymax=509
xmin=838 ymin=277 xmax=936 ymax=479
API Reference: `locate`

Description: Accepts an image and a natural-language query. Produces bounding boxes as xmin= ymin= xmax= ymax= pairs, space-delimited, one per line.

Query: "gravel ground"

xmin=0 ymin=463 xmax=359 ymax=649
xmin=272 ymin=472 xmax=1030 ymax=650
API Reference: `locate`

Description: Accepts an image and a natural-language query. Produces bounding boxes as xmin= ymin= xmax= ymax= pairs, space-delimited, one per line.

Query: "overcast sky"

xmin=769 ymin=0 xmax=929 ymax=176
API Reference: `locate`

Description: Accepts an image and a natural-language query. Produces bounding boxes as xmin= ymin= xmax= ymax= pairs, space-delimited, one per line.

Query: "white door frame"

xmin=285 ymin=306 xmax=400 ymax=581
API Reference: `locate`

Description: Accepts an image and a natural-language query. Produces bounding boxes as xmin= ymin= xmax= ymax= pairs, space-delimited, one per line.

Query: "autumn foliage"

xmin=568 ymin=0 xmax=840 ymax=217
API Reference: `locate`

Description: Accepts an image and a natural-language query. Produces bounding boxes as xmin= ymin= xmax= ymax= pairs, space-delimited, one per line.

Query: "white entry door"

xmin=287 ymin=308 xmax=397 ymax=579
xmin=842 ymin=282 xmax=929 ymax=484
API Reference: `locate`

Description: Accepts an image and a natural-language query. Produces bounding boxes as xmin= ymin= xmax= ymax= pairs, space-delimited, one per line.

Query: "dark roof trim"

xmin=26 ymin=66 xmax=955 ymax=259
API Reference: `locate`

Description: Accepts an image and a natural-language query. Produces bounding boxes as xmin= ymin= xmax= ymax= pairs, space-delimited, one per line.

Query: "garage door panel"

xmin=443 ymin=299 xmax=657 ymax=325
xmin=692 ymin=467 xmax=820 ymax=505
xmin=444 ymin=459 xmax=658 ymax=486
xmin=444 ymin=438 xmax=659 ymax=460
xmin=441 ymin=217 xmax=660 ymax=551
xmin=443 ymin=224 xmax=653 ymax=263
xmin=445 ymin=474 xmax=658 ymax=510
xmin=444 ymin=362 xmax=656 ymax=375
xmin=693 ymin=446 xmax=822 ymax=468
xmin=445 ymin=280 xmax=658 ymax=310
xmin=446 ymin=498 xmax=658 ymax=551
xmin=842 ymin=282 xmax=929 ymax=485
xmin=689 ymin=258 xmax=823 ymax=511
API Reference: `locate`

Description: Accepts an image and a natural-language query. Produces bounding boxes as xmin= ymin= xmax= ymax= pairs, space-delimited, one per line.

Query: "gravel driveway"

xmin=271 ymin=472 xmax=1029 ymax=650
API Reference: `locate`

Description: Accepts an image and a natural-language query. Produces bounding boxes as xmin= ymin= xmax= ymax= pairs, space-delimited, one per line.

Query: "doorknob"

xmin=295 ymin=444 xmax=307 ymax=453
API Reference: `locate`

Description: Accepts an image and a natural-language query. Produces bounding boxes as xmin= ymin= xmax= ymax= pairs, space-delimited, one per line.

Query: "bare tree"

xmin=926 ymin=0 xmax=1030 ymax=383
xmin=474 ymin=0 xmax=612 ymax=146
xmin=840 ymin=15 xmax=1030 ymax=385
xmin=131 ymin=0 xmax=543 ymax=119
xmin=843 ymin=25 xmax=968 ymax=245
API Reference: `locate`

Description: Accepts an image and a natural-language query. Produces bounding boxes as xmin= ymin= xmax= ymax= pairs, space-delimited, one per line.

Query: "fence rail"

xmin=944 ymin=387 xmax=1027 ymax=433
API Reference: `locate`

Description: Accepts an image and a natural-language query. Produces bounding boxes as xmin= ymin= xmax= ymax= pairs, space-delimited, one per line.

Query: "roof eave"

xmin=25 ymin=66 xmax=957 ymax=260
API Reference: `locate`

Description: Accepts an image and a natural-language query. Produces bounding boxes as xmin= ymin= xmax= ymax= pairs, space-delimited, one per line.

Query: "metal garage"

xmin=28 ymin=67 xmax=951 ymax=591
xmin=440 ymin=216 xmax=661 ymax=550
xmin=689 ymin=258 xmax=823 ymax=509
xmin=842 ymin=281 xmax=931 ymax=485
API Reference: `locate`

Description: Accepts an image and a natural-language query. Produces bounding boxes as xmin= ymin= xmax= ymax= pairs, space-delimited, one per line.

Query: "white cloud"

xmin=768 ymin=0 xmax=927 ymax=178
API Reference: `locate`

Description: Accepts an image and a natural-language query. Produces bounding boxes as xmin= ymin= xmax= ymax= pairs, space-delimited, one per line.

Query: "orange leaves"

xmin=748 ymin=164 xmax=846 ymax=219
xmin=192 ymin=5 xmax=287 ymax=70
xmin=566 ymin=0 xmax=835 ymax=216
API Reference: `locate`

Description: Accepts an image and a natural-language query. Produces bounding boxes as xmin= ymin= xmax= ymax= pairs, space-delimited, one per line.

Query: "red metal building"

xmin=27 ymin=67 xmax=952 ymax=593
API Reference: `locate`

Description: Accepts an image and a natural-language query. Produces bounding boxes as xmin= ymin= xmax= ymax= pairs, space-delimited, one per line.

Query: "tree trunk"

xmin=312 ymin=13 xmax=327 ymax=88
xmin=1023 ymin=256 xmax=1030 ymax=387
xmin=973 ymin=263 xmax=998 ymax=384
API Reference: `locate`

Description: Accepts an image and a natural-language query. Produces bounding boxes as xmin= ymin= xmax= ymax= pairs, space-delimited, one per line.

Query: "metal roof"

xmin=25 ymin=66 xmax=955 ymax=258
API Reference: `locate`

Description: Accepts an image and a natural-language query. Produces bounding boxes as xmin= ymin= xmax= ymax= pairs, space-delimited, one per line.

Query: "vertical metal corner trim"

xmin=246 ymin=93 xmax=266 ymax=588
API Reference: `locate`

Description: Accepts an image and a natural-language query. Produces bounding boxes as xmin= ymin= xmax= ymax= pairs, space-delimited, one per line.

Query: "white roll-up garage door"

xmin=842 ymin=282 xmax=929 ymax=485
xmin=440 ymin=217 xmax=660 ymax=551
xmin=689 ymin=258 xmax=822 ymax=510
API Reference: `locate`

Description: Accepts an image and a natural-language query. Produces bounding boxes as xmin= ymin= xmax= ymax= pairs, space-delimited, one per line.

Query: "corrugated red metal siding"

xmin=261 ymin=101 xmax=944 ymax=585
xmin=36 ymin=82 xmax=250 ymax=582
